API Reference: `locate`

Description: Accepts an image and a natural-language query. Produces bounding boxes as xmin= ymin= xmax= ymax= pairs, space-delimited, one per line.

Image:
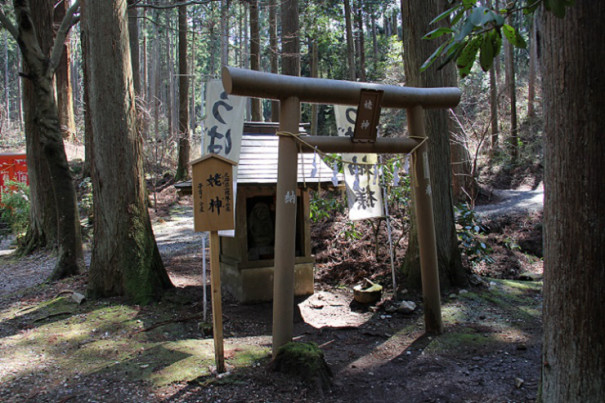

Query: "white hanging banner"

xmin=334 ymin=105 xmax=384 ymax=220
xmin=203 ymin=79 xmax=246 ymax=160
xmin=203 ymin=79 xmax=246 ymax=236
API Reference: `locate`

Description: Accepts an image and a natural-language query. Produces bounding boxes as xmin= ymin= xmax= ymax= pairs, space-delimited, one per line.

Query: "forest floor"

xmin=0 ymin=181 xmax=544 ymax=402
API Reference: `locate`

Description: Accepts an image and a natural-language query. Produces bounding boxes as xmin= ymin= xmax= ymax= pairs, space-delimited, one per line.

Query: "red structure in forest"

xmin=0 ymin=153 xmax=28 ymax=201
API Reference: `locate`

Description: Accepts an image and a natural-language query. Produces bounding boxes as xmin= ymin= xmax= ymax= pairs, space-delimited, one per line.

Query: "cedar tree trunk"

xmin=249 ymin=0 xmax=262 ymax=121
xmin=281 ymin=0 xmax=299 ymax=77
xmin=540 ymin=2 xmax=605 ymax=401
xmin=401 ymin=0 xmax=467 ymax=291
xmin=344 ymin=0 xmax=355 ymax=81
xmin=175 ymin=5 xmax=190 ymax=181
xmin=53 ymin=0 xmax=76 ymax=141
xmin=84 ymin=0 xmax=172 ymax=303
xmin=269 ymin=0 xmax=279 ymax=121
xmin=10 ymin=0 xmax=82 ymax=279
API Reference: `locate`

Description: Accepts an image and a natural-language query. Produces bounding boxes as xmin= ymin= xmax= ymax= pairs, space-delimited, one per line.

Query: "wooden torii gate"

xmin=222 ymin=66 xmax=461 ymax=356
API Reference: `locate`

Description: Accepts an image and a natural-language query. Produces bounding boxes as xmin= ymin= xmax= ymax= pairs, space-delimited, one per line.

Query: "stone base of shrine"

xmin=220 ymin=258 xmax=314 ymax=303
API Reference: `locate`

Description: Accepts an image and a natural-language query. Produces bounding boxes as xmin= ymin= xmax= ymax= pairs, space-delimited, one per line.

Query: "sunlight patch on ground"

xmin=0 ymin=301 xmax=143 ymax=383
xmin=0 ymin=333 xmax=49 ymax=381
xmin=1 ymin=294 xmax=273 ymax=390
xmin=298 ymin=290 xmax=373 ymax=328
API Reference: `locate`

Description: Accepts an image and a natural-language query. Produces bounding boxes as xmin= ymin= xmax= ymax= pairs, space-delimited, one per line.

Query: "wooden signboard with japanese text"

xmin=190 ymin=153 xmax=237 ymax=373
xmin=191 ymin=154 xmax=237 ymax=232
xmin=352 ymin=89 xmax=383 ymax=143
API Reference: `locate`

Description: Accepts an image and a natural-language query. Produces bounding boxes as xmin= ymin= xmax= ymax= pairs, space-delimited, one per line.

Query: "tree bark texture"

xmin=527 ymin=15 xmax=537 ymax=119
xmin=489 ymin=66 xmax=499 ymax=152
xmin=309 ymin=37 xmax=318 ymax=136
xmin=236 ymin=1 xmax=243 ymax=66
xmin=80 ymin=2 xmax=93 ymax=178
xmin=127 ymin=0 xmax=148 ymax=142
xmin=401 ymin=0 xmax=467 ymax=291
xmin=16 ymin=52 xmax=23 ymax=131
xmin=175 ymin=5 xmax=190 ymax=181
xmin=281 ymin=0 xmax=299 ymax=77
xmin=127 ymin=0 xmax=141 ymax=95
xmin=242 ymin=2 xmax=249 ymax=70
xmin=4 ymin=30 xmax=10 ymax=126
xmin=16 ymin=0 xmax=82 ymax=279
xmin=166 ymin=15 xmax=176 ymax=140
xmin=142 ymin=7 xmax=148 ymax=104
xmin=84 ymin=0 xmax=172 ymax=303
xmin=493 ymin=0 xmax=501 ymax=82
xmin=268 ymin=0 xmax=279 ymax=121
xmin=540 ymin=2 xmax=605 ymax=401
xmin=220 ymin=0 xmax=230 ymax=67
xmin=249 ymin=0 xmax=262 ymax=121
xmin=70 ymin=38 xmax=80 ymax=112
xmin=370 ymin=8 xmax=378 ymax=73
xmin=504 ymin=36 xmax=518 ymax=162
xmin=151 ymin=12 xmax=160 ymax=139
xmin=21 ymin=0 xmax=57 ymax=253
xmin=344 ymin=0 xmax=355 ymax=81
xmin=355 ymin=1 xmax=366 ymax=82
xmin=53 ymin=0 xmax=76 ymax=141
xmin=189 ymin=21 xmax=196 ymax=136
xmin=208 ymin=4 xmax=217 ymax=75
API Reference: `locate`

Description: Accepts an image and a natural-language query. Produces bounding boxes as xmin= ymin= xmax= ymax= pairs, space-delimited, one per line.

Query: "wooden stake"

xmin=210 ymin=230 xmax=225 ymax=373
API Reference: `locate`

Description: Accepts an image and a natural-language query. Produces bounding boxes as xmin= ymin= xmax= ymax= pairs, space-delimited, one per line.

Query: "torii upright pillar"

xmin=406 ymin=105 xmax=442 ymax=334
xmin=272 ymin=96 xmax=301 ymax=353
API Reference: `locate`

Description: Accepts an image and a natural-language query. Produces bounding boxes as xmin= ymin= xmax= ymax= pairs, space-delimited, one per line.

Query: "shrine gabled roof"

xmin=237 ymin=134 xmax=339 ymax=184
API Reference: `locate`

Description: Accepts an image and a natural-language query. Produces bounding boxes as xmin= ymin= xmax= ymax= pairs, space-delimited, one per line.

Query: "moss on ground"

xmin=0 ymin=294 xmax=273 ymax=390
xmin=424 ymin=279 xmax=542 ymax=355
xmin=0 ymin=273 xmax=543 ymax=398
xmin=270 ymin=342 xmax=332 ymax=390
xmin=424 ymin=332 xmax=499 ymax=353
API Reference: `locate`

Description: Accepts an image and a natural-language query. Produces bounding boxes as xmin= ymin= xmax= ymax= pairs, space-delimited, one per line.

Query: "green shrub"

xmin=455 ymin=203 xmax=493 ymax=266
xmin=342 ymin=220 xmax=362 ymax=241
xmin=0 ymin=180 xmax=30 ymax=237
xmin=309 ymin=189 xmax=343 ymax=222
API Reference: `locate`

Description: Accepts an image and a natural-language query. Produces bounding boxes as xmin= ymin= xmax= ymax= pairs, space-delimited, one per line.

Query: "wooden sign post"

xmin=191 ymin=154 xmax=237 ymax=373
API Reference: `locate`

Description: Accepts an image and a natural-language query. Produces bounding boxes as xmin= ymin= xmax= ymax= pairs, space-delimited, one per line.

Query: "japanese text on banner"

xmin=334 ymin=105 xmax=384 ymax=220
xmin=203 ymin=80 xmax=245 ymax=236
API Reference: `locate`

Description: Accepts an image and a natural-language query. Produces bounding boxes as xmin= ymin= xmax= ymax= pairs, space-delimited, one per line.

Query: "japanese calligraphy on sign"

xmin=334 ymin=105 xmax=384 ymax=221
xmin=203 ymin=80 xmax=246 ymax=236
xmin=203 ymin=80 xmax=246 ymax=160
xmin=352 ymin=89 xmax=383 ymax=143
xmin=191 ymin=154 xmax=237 ymax=232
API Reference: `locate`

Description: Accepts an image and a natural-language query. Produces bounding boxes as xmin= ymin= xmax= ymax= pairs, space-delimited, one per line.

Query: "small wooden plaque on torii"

xmin=352 ymin=89 xmax=383 ymax=143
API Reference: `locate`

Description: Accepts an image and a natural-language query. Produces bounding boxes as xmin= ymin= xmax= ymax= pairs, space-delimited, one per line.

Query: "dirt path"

xmin=0 ymin=195 xmax=207 ymax=298
xmin=475 ymin=184 xmax=544 ymax=218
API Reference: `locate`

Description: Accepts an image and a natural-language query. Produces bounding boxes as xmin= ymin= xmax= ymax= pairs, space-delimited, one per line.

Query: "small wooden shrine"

xmin=217 ymin=122 xmax=337 ymax=303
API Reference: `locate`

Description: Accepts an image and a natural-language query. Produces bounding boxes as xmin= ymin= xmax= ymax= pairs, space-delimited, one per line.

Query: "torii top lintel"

xmin=222 ymin=66 xmax=461 ymax=110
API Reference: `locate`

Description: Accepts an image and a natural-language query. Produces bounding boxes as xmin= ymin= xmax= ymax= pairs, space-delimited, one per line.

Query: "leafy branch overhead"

xmin=420 ymin=0 xmax=574 ymax=77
